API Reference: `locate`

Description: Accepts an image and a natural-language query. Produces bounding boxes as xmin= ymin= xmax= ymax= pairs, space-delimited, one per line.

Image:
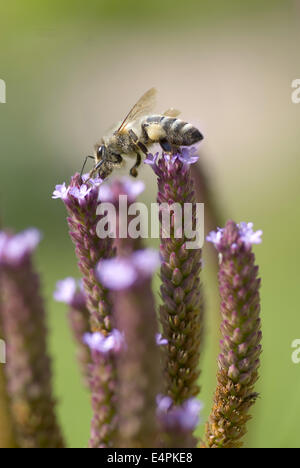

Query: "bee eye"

xmin=97 ymin=146 xmax=105 ymax=158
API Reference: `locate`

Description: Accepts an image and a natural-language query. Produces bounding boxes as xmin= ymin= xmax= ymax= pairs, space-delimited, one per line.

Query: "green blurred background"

xmin=1 ymin=0 xmax=300 ymax=448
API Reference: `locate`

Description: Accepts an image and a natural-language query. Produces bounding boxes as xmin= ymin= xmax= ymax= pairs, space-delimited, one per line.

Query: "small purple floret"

xmin=0 ymin=228 xmax=42 ymax=266
xmin=239 ymin=222 xmax=263 ymax=246
xmin=177 ymin=147 xmax=199 ymax=165
xmin=54 ymin=277 xmax=86 ymax=309
xmin=207 ymin=222 xmax=263 ymax=248
xmin=157 ymin=395 xmax=203 ymax=432
xmin=69 ymin=184 xmax=92 ymax=200
xmin=52 ymin=183 xmax=70 ymax=200
xmin=96 ymin=249 xmax=160 ymax=291
xmin=156 ymin=333 xmax=168 ymax=346
xmin=83 ymin=329 xmax=124 ymax=355
xmin=144 ymin=152 xmax=159 ymax=166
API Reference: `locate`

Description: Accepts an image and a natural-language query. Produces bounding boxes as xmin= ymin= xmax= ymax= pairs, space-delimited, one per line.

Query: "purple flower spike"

xmin=96 ymin=249 xmax=160 ymax=291
xmin=0 ymin=229 xmax=64 ymax=448
xmin=205 ymin=220 xmax=262 ymax=448
xmin=156 ymin=333 xmax=168 ymax=346
xmin=154 ymin=154 xmax=204 ymax=411
xmin=52 ymin=173 xmax=116 ymax=447
xmin=0 ymin=229 xmax=42 ymax=267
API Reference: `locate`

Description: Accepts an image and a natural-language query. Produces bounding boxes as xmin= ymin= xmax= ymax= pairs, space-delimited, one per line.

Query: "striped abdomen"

xmin=142 ymin=115 xmax=203 ymax=147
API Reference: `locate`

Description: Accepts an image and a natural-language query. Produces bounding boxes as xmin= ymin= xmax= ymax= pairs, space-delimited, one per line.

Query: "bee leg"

xmin=159 ymin=139 xmax=172 ymax=153
xmin=98 ymin=154 xmax=123 ymax=180
xmin=130 ymin=153 xmax=142 ymax=178
xmin=99 ymin=164 xmax=113 ymax=180
xmin=128 ymin=129 xmax=149 ymax=156
xmin=80 ymin=155 xmax=94 ymax=177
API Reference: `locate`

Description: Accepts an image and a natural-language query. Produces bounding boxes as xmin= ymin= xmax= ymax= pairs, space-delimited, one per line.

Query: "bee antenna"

xmin=80 ymin=155 xmax=94 ymax=177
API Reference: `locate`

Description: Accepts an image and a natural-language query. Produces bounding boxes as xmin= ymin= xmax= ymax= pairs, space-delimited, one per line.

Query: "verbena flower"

xmin=0 ymin=230 xmax=64 ymax=448
xmin=54 ymin=278 xmax=91 ymax=386
xmin=52 ymin=173 xmax=114 ymax=333
xmin=53 ymin=173 xmax=117 ymax=447
xmin=148 ymin=150 xmax=204 ymax=409
xmin=97 ymin=251 xmax=161 ymax=448
xmin=157 ymin=395 xmax=203 ymax=448
xmin=205 ymin=220 xmax=262 ymax=448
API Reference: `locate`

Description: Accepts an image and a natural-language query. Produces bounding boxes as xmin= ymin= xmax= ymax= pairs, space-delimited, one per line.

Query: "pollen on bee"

xmin=147 ymin=123 xmax=166 ymax=141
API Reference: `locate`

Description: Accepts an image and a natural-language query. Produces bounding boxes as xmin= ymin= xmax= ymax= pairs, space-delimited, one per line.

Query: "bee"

xmin=82 ymin=88 xmax=203 ymax=180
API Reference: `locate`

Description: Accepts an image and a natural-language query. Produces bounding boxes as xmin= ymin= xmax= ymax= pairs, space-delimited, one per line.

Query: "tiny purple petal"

xmin=52 ymin=183 xmax=69 ymax=200
xmin=131 ymin=249 xmax=161 ymax=277
xmin=69 ymin=184 xmax=92 ymax=200
xmin=97 ymin=257 xmax=138 ymax=290
xmin=82 ymin=173 xmax=103 ymax=187
xmin=99 ymin=329 xmax=124 ymax=354
xmin=156 ymin=333 xmax=168 ymax=346
xmin=83 ymin=332 xmax=105 ymax=351
xmin=157 ymin=394 xmax=173 ymax=412
xmin=157 ymin=396 xmax=203 ymax=432
xmin=178 ymin=147 xmax=200 ymax=165
xmin=83 ymin=329 xmax=124 ymax=354
xmin=144 ymin=152 xmax=159 ymax=166
xmin=98 ymin=184 xmax=114 ymax=202
xmin=122 ymin=178 xmax=145 ymax=200
xmin=163 ymin=153 xmax=177 ymax=164
xmin=239 ymin=222 xmax=263 ymax=246
xmin=54 ymin=278 xmax=77 ymax=304
xmin=206 ymin=228 xmax=224 ymax=247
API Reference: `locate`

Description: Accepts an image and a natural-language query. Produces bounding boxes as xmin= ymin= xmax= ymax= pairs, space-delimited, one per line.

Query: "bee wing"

xmin=163 ymin=108 xmax=181 ymax=117
xmin=117 ymin=87 xmax=157 ymax=133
